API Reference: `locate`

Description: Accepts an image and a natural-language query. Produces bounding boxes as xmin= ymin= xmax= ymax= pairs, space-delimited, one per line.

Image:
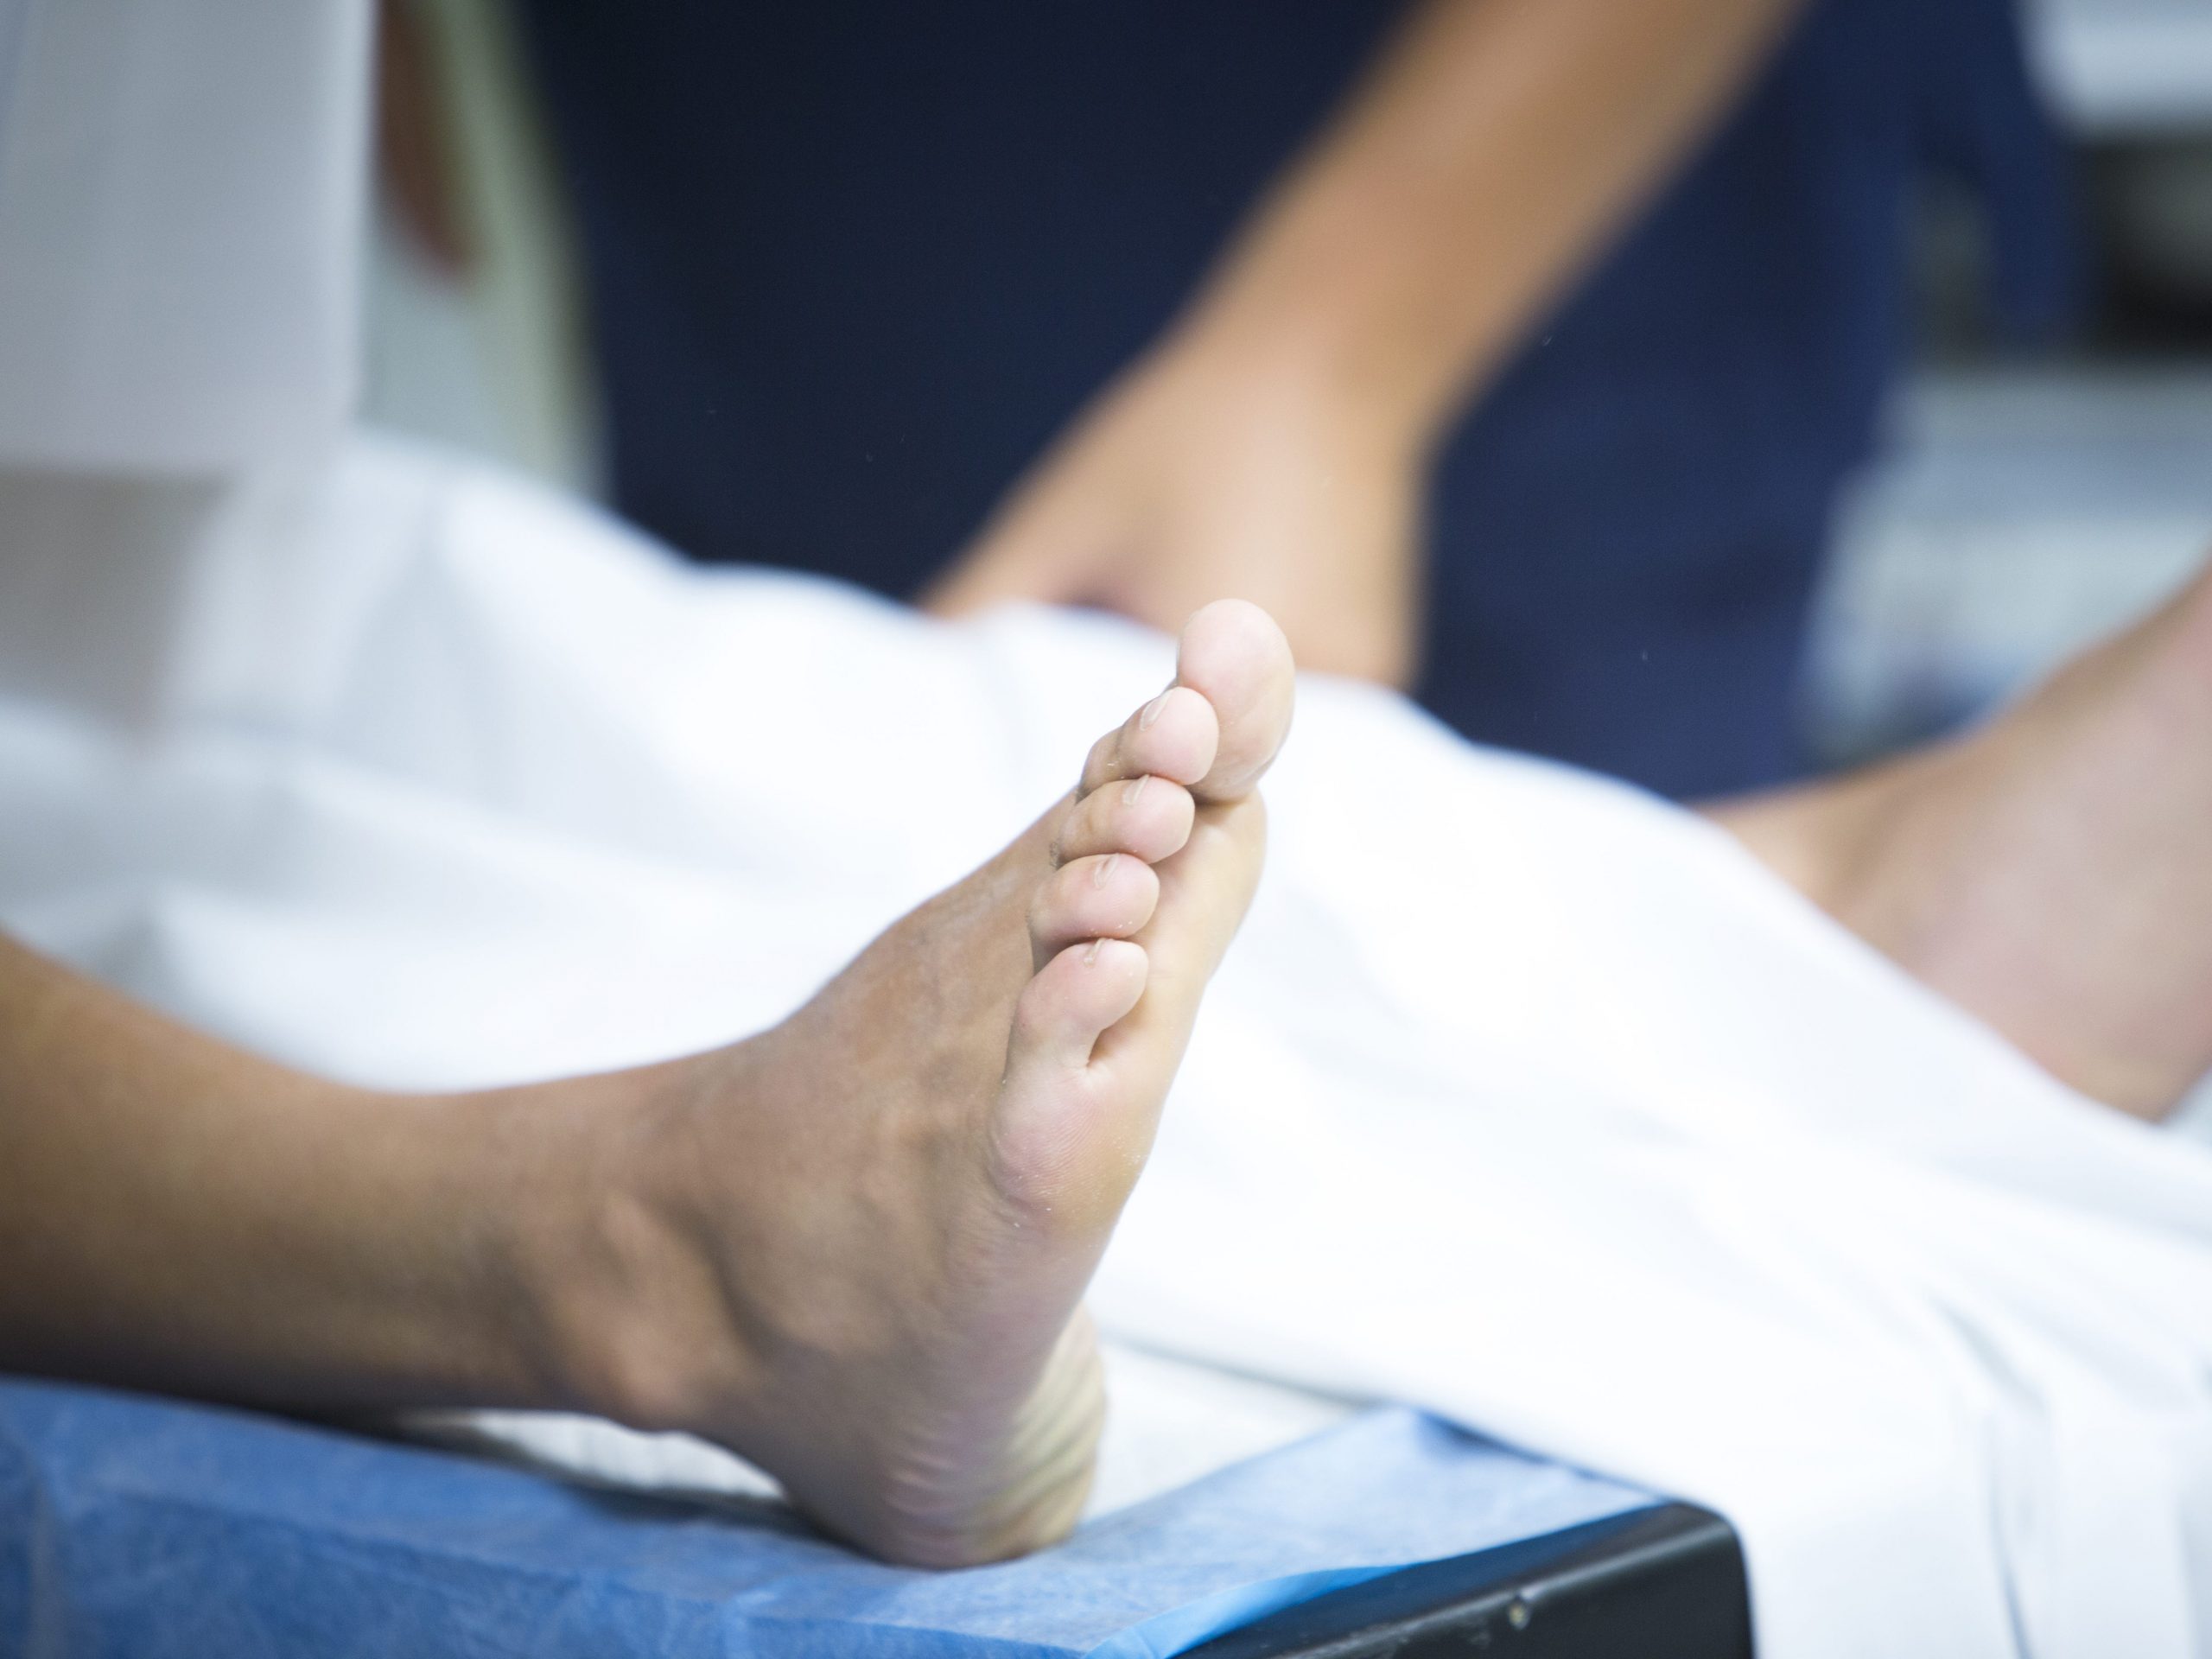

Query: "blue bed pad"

xmin=0 ymin=1376 xmax=1661 ymax=1658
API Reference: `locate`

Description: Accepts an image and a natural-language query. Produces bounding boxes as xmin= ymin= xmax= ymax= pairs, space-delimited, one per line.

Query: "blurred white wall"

xmin=358 ymin=0 xmax=598 ymax=495
xmin=2025 ymin=0 xmax=2212 ymax=135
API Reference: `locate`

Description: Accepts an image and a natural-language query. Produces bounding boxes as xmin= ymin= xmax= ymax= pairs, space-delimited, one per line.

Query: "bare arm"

xmin=1193 ymin=0 xmax=1803 ymax=449
xmin=929 ymin=0 xmax=1806 ymax=682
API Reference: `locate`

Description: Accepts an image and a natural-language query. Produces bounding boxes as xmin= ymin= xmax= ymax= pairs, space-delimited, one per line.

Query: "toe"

xmin=1052 ymin=771 xmax=1197 ymax=867
xmin=1079 ymin=686 xmax=1219 ymax=796
xmin=995 ymin=938 xmax=1151 ymax=1219
xmin=1007 ymin=938 xmax=1148 ymax=1076
xmin=1173 ymin=600 xmax=1294 ymax=803
xmin=1028 ymin=852 xmax=1161 ymax=965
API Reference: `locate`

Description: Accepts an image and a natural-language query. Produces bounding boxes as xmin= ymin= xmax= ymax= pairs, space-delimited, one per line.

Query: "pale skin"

xmin=925 ymin=0 xmax=1808 ymax=685
xmin=5 ymin=577 xmax=2212 ymax=1566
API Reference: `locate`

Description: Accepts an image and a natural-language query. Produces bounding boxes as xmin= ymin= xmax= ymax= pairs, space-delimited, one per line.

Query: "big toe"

xmin=1174 ymin=600 xmax=1294 ymax=803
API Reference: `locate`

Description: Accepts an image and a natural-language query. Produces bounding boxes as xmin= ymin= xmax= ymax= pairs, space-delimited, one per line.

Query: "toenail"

xmin=1122 ymin=774 xmax=1148 ymax=807
xmin=1084 ymin=938 xmax=1103 ymax=964
xmin=1092 ymin=853 xmax=1116 ymax=888
xmin=1139 ymin=692 xmax=1171 ymax=730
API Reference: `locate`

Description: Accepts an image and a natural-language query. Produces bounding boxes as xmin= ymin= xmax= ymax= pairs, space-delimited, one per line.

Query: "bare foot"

xmin=1712 ymin=565 xmax=2212 ymax=1120
xmin=531 ymin=601 xmax=1293 ymax=1565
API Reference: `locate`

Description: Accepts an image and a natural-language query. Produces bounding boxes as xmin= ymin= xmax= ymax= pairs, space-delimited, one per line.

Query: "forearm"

xmin=1175 ymin=0 xmax=1805 ymax=454
xmin=0 ymin=933 xmax=596 ymax=1414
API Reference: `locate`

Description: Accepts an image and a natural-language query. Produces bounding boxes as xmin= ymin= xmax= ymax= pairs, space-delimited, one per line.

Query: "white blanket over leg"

xmin=3 ymin=435 xmax=2210 ymax=1659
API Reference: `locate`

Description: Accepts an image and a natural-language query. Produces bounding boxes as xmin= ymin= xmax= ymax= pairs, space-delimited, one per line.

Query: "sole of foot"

xmin=1713 ymin=563 xmax=2212 ymax=1120
xmin=549 ymin=601 xmax=1294 ymax=1566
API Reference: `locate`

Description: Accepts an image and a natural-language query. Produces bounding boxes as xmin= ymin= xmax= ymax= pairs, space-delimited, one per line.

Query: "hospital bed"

xmin=0 ymin=1363 xmax=1750 ymax=1658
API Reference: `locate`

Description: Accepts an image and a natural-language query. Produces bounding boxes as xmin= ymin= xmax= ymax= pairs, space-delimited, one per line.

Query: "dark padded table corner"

xmin=1187 ymin=1503 xmax=1749 ymax=1659
xmin=0 ymin=1376 xmax=1751 ymax=1658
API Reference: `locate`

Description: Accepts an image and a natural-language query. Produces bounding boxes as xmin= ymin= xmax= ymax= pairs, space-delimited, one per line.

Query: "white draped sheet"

xmin=3 ymin=435 xmax=2210 ymax=1659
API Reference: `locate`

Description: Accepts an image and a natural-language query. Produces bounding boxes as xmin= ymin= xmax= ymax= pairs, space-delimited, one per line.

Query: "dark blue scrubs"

xmin=519 ymin=0 xmax=2070 ymax=798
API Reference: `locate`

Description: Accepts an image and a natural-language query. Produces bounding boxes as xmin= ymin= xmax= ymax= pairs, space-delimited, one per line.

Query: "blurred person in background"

xmin=508 ymin=0 xmax=2074 ymax=800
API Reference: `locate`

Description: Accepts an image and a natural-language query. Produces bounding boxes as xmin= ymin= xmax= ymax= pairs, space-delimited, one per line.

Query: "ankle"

xmin=492 ymin=1053 xmax=761 ymax=1435
xmin=1707 ymin=755 xmax=1928 ymax=923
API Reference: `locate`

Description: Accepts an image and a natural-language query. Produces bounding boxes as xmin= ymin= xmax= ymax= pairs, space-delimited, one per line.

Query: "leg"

xmin=1710 ymin=565 xmax=2212 ymax=1120
xmin=0 ymin=601 xmax=1294 ymax=1568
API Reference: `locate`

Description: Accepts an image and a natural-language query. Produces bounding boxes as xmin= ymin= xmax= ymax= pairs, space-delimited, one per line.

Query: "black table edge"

xmin=1184 ymin=1501 xmax=1753 ymax=1659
